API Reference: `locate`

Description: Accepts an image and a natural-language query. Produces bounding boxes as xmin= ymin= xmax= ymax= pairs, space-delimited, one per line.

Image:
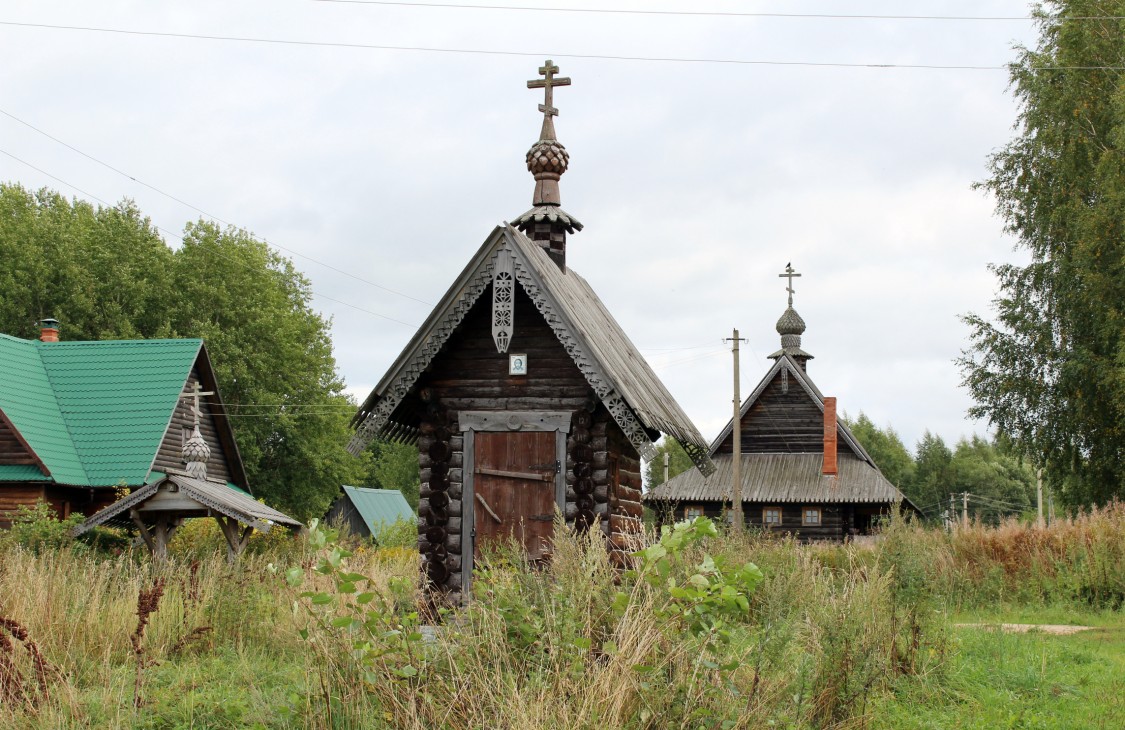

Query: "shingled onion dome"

xmin=514 ymin=59 xmax=583 ymax=270
xmin=769 ymin=266 xmax=814 ymax=370
xmin=182 ymin=425 xmax=211 ymax=480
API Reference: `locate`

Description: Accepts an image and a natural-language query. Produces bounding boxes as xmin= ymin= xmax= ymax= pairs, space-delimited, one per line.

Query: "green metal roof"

xmin=0 ymin=334 xmax=202 ymax=487
xmin=0 ymin=465 xmax=52 ymax=482
xmin=341 ymin=486 xmax=414 ymax=537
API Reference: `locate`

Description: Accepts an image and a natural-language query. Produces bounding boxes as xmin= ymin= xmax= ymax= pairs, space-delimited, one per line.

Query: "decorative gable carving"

xmin=491 ymin=248 xmax=515 ymax=353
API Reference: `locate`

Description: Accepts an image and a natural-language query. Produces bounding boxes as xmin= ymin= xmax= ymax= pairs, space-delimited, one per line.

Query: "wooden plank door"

xmin=473 ymin=430 xmax=558 ymax=560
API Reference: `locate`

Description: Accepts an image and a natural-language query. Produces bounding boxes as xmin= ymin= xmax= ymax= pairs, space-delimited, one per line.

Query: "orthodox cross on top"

xmin=180 ymin=382 xmax=215 ymax=429
xmin=779 ymin=263 xmax=802 ymax=307
xmin=527 ymin=59 xmax=571 ymax=120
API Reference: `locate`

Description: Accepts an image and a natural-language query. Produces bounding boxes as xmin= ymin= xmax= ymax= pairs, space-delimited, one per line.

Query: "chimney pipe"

xmin=38 ymin=318 xmax=60 ymax=343
xmin=822 ymin=396 xmax=838 ymax=476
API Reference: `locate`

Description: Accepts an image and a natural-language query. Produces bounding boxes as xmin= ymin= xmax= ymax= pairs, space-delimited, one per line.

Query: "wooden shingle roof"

xmin=646 ymin=452 xmax=905 ymax=504
xmin=646 ymin=353 xmax=916 ymax=510
xmin=349 ymin=225 xmax=714 ymax=474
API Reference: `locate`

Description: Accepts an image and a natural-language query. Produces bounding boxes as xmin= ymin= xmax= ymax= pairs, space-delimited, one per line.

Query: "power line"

xmin=0 ymin=19 xmax=1082 ymax=70
xmin=0 ymin=107 xmax=433 ymax=307
xmin=315 ymin=0 xmax=1107 ymax=22
xmin=0 ymin=148 xmax=420 ymax=328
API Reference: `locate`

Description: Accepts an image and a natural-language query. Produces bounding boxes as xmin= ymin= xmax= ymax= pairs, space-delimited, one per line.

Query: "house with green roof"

xmin=0 ymin=322 xmax=248 ymax=526
xmin=325 ymin=486 xmax=414 ymax=542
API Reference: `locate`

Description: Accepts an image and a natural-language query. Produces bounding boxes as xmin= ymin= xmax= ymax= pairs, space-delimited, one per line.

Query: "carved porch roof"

xmin=349 ymin=225 xmax=714 ymax=475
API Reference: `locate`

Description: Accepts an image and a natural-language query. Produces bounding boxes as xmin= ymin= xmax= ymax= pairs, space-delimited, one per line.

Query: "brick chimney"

xmin=38 ymin=318 xmax=60 ymax=343
xmin=822 ymin=396 xmax=838 ymax=476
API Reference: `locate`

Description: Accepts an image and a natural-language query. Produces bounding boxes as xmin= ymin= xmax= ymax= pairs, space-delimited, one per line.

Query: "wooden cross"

xmin=779 ymin=263 xmax=802 ymax=307
xmin=527 ymin=59 xmax=571 ymax=118
xmin=180 ymin=382 xmax=215 ymax=429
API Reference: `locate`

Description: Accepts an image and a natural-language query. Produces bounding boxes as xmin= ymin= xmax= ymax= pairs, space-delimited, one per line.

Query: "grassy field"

xmin=0 ymin=505 xmax=1121 ymax=729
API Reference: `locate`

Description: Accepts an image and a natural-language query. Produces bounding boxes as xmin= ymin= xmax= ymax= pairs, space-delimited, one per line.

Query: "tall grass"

xmin=0 ymin=504 xmax=1120 ymax=728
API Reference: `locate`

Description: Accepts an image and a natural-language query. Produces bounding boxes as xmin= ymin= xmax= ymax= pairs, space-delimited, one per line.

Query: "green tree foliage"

xmin=642 ymin=437 xmax=694 ymax=490
xmin=910 ymin=431 xmax=954 ymax=512
xmin=944 ymin=436 xmax=1036 ymax=522
xmin=959 ymin=1 xmax=1125 ymax=504
xmin=843 ymin=413 xmax=916 ymax=491
xmin=0 ymin=183 xmax=365 ymax=519
xmin=360 ymin=439 xmax=421 ymax=509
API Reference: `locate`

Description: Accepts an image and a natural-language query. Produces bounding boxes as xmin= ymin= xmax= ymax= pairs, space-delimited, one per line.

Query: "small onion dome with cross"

xmin=514 ymin=59 xmax=583 ymax=265
xmin=769 ymin=263 xmax=814 ymax=367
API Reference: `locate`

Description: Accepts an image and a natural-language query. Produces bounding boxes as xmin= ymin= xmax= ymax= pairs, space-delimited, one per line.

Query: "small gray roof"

xmin=74 ymin=472 xmax=302 ymax=534
xmin=350 ymin=225 xmax=713 ymax=474
xmin=646 ymin=452 xmax=907 ymax=505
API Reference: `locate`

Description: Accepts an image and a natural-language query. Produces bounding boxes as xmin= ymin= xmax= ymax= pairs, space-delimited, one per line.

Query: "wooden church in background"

xmin=646 ymin=267 xmax=918 ymax=540
xmin=349 ymin=61 xmax=713 ymax=598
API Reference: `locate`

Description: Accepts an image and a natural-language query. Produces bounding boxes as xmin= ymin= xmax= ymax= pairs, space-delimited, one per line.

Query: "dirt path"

xmin=954 ymin=623 xmax=1096 ymax=635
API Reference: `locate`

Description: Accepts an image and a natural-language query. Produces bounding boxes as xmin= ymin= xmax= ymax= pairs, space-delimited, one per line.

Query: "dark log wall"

xmin=152 ymin=368 xmax=233 ymax=484
xmin=0 ymin=413 xmax=40 ymax=468
xmin=416 ymin=285 xmax=595 ymax=414
xmin=417 ymin=404 xmax=463 ymax=598
xmin=605 ymin=419 xmax=643 ymax=564
xmin=0 ymin=484 xmax=114 ymax=527
xmin=411 ymin=283 xmax=645 ymax=595
xmin=714 ymin=370 xmax=858 ymax=457
xmin=0 ymin=484 xmax=45 ymax=527
xmin=664 ymin=500 xmax=896 ymax=540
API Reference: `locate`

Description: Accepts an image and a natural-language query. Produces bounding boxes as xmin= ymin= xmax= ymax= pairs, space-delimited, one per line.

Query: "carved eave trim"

xmin=72 ymin=483 xmax=159 ymax=535
xmin=506 ymin=239 xmax=662 ymax=464
xmin=348 ymin=231 xmax=505 ymax=455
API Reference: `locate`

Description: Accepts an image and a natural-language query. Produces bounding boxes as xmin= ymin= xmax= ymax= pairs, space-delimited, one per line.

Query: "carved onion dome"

xmin=182 ymin=425 xmax=211 ymax=480
xmin=776 ymin=306 xmax=806 ymax=337
xmin=769 ymin=264 xmax=814 ymax=367
xmin=514 ymin=59 xmax=581 ymax=269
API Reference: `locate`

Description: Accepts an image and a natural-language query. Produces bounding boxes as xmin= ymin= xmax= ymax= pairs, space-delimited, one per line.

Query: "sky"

xmin=0 ymin=1 xmax=1043 ymax=455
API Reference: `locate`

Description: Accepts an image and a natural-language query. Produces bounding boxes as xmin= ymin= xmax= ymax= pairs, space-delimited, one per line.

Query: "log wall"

xmin=713 ymin=371 xmax=857 ymax=457
xmin=416 ymin=285 xmax=595 ymax=415
xmin=667 ymin=500 xmax=893 ymax=541
xmin=152 ymin=368 xmax=232 ymax=483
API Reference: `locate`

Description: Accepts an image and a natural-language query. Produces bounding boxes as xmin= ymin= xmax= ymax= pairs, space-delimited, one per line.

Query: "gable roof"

xmin=340 ymin=486 xmax=414 ymax=535
xmin=350 ymin=225 xmax=714 ymax=475
xmin=648 ymin=353 xmax=918 ymax=511
xmin=0 ymin=334 xmax=244 ymax=487
xmin=708 ymin=354 xmax=876 ymax=467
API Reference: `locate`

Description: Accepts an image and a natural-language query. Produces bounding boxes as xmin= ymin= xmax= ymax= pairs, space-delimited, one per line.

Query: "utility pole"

xmin=662 ymin=451 xmax=669 ymax=486
xmin=723 ymin=328 xmax=748 ymax=530
xmin=950 ymin=493 xmax=956 ymax=530
xmin=1036 ymin=467 xmax=1045 ymax=528
xmin=962 ymin=491 xmax=969 ymax=528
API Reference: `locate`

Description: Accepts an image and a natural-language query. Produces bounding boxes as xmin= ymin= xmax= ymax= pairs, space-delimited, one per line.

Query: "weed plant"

xmin=0 ymin=503 xmax=1120 ymax=728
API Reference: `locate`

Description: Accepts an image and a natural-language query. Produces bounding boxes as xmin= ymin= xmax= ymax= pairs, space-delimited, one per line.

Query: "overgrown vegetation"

xmin=0 ymin=506 xmax=1121 ymax=728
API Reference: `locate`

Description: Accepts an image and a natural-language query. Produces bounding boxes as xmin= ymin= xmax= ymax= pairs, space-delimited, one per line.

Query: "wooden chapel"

xmin=349 ymin=61 xmax=713 ymax=598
